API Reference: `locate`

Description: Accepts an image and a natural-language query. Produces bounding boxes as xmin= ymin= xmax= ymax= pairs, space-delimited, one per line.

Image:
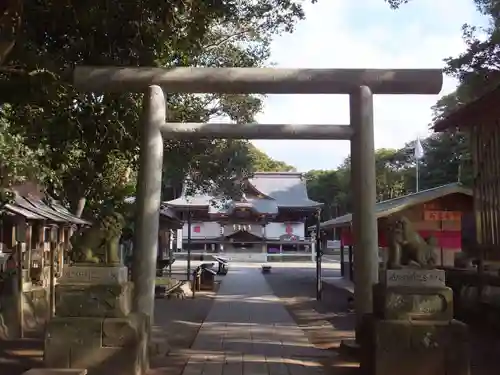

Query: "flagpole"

xmin=416 ymin=157 xmax=419 ymax=192
xmin=414 ymin=135 xmax=423 ymax=193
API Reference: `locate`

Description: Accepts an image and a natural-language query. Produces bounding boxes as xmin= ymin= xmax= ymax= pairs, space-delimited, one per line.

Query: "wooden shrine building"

xmin=434 ymin=85 xmax=500 ymax=266
xmin=0 ymin=182 xmax=91 ymax=339
xmin=316 ymin=183 xmax=473 ymax=280
xmin=165 ymin=172 xmax=322 ymax=262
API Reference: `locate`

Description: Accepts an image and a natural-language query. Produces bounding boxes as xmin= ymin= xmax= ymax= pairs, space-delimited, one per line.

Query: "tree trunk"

xmin=0 ymin=0 xmax=23 ymax=65
xmin=74 ymin=197 xmax=86 ymax=218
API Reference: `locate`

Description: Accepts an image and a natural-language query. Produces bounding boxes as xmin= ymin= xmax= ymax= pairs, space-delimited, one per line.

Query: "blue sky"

xmin=252 ymin=0 xmax=487 ymax=172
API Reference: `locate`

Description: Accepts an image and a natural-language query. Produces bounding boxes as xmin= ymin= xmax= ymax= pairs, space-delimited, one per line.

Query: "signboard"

xmin=423 ymin=202 xmax=441 ymax=210
xmin=424 ymin=210 xmax=462 ymax=222
xmin=385 ymin=269 xmax=446 ymax=288
xmin=176 ymin=229 xmax=183 ymax=250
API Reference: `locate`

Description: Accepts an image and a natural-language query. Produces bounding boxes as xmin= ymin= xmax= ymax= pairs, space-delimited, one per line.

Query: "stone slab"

xmin=373 ymin=284 xmax=453 ymax=321
xmin=383 ymin=269 xmax=445 ymax=288
xmin=59 ymin=266 xmax=128 ymax=284
xmin=44 ymin=314 xmax=148 ymax=375
xmin=360 ymin=317 xmax=470 ymax=375
xmin=55 ymin=282 xmax=132 ymax=318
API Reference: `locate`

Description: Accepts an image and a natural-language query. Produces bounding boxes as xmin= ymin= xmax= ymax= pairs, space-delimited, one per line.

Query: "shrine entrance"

xmin=70 ymin=66 xmax=443 ymax=337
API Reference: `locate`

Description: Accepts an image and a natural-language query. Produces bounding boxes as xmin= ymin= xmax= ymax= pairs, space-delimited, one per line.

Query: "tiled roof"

xmin=4 ymin=192 xmax=91 ymax=225
xmin=312 ymin=182 xmax=472 ymax=230
xmin=166 ymin=172 xmax=322 ymax=211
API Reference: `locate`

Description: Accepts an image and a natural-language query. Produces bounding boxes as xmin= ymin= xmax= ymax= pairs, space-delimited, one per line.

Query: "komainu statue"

xmin=70 ymin=211 xmax=125 ymax=265
xmin=386 ymin=216 xmax=437 ymax=269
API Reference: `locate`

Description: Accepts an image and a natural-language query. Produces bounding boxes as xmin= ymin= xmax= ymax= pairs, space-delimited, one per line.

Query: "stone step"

xmin=22 ymin=369 xmax=87 ymax=375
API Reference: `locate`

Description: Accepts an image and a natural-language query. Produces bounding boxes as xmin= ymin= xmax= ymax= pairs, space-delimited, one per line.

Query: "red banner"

xmin=424 ymin=210 xmax=462 ymax=222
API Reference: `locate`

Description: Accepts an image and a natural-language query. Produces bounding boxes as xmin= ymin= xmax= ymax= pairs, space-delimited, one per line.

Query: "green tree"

xmin=248 ymin=145 xmax=296 ymax=173
xmin=0 ymin=111 xmax=50 ymax=208
xmin=305 ymin=170 xmax=343 ymax=221
xmin=0 ymin=0 xmax=313 ymax=218
xmin=415 ymin=133 xmax=472 ymax=189
xmin=305 ymin=148 xmax=411 ymax=222
xmin=374 ymin=148 xmax=409 ymax=200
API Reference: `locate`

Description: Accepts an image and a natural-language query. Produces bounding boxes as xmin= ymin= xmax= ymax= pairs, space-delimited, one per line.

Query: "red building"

xmin=318 ymin=183 xmax=473 ymax=279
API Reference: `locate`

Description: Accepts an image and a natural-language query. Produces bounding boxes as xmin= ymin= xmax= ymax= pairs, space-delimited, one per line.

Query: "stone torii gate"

xmin=71 ymin=66 xmax=443 ymax=333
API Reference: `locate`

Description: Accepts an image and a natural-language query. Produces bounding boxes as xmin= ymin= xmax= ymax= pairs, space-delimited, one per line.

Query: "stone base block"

xmin=55 ymin=282 xmax=132 ymax=318
xmin=360 ymin=316 xmax=470 ymax=375
xmin=60 ymin=266 xmax=128 ymax=284
xmin=373 ymin=283 xmax=453 ymax=321
xmin=44 ymin=314 xmax=148 ymax=375
xmin=381 ymin=269 xmax=446 ymax=288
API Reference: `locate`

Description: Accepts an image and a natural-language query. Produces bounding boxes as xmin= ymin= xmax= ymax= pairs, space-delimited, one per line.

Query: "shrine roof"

xmin=165 ymin=172 xmax=322 ymax=212
xmin=312 ymin=182 xmax=472 ymax=230
xmin=3 ymin=192 xmax=91 ymax=225
xmin=433 ymin=84 xmax=500 ymax=132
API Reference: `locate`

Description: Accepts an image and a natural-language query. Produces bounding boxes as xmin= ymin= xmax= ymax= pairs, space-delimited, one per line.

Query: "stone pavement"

xmin=182 ymin=267 xmax=330 ymax=375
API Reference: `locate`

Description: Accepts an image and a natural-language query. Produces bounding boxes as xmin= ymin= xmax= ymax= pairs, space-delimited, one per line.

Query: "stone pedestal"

xmin=360 ymin=269 xmax=470 ymax=375
xmin=44 ymin=265 xmax=148 ymax=375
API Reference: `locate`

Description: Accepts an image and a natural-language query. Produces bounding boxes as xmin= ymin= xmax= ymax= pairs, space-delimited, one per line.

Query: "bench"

xmin=213 ymin=256 xmax=229 ymax=275
xmin=155 ymin=278 xmax=183 ymax=298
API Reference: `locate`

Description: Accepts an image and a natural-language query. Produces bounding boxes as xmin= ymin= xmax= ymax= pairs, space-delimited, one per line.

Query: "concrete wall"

xmin=182 ymin=221 xmax=220 ymax=239
xmin=181 ymin=221 xmax=305 ymax=240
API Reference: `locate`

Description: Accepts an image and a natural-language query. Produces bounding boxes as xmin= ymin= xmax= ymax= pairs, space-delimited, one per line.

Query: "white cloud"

xmin=252 ymin=0 xmax=487 ymax=172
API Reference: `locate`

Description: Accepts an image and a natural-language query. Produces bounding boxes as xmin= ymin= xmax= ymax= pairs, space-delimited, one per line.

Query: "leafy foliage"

xmin=305 ymin=138 xmax=471 ymax=223
xmin=0 ymin=112 xmax=50 ymax=208
xmin=0 ymin=0 xmax=313 ymax=217
xmin=384 ymin=0 xmax=412 ymax=9
xmin=247 ymin=145 xmax=296 ymax=173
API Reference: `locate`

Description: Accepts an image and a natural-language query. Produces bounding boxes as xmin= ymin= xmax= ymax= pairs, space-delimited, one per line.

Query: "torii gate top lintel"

xmin=72 ymin=66 xmax=443 ymax=95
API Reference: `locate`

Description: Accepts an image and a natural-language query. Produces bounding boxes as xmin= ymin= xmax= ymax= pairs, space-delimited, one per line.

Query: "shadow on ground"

xmin=264 ymin=267 xmax=355 ymax=349
xmin=265 ymin=266 xmax=500 ymax=375
xmin=152 ymin=266 xmax=348 ymax=375
xmin=149 ymin=283 xmax=220 ymax=375
xmin=262 ymin=267 xmax=358 ymax=375
xmin=0 ymin=337 xmax=43 ymax=375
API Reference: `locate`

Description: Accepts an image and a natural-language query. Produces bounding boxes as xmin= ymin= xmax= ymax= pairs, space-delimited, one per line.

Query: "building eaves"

xmin=310 ymin=182 xmax=472 ymax=230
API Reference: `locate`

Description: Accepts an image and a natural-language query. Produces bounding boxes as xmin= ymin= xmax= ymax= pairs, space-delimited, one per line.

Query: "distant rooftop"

xmin=165 ymin=172 xmax=322 ymax=213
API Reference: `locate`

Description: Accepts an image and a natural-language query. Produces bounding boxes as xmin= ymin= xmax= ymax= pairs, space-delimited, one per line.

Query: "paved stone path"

xmin=182 ymin=268 xmax=330 ymax=375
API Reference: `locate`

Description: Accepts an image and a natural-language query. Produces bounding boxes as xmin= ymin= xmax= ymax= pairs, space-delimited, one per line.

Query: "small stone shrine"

xmin=44 ymin=212 xmax=149 ymax=375
xmin=360 ymin=216 xmax=470 ymax=375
